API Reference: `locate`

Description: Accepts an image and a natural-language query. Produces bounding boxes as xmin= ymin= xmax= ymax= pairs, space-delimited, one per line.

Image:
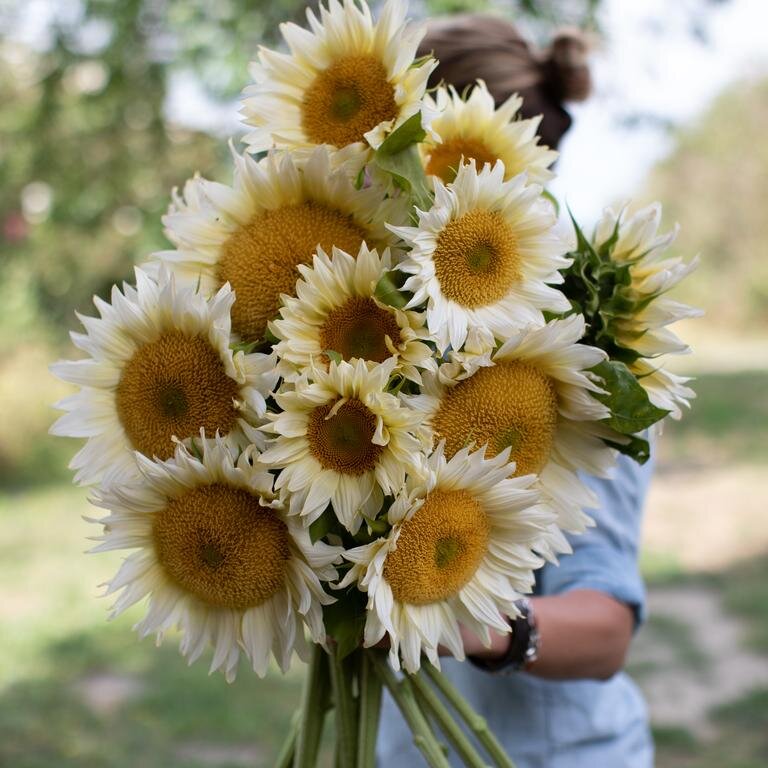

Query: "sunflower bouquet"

xmin=51 ymin=1 xmax=700 ymax=766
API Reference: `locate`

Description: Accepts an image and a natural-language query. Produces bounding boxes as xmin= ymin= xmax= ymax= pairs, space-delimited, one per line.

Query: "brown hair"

xmin=418 ymin=14 xmax=591 ymax=149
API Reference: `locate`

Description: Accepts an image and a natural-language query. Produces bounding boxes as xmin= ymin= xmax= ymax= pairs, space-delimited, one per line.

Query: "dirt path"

xmin=643 ymin=464 xmax=768 ymax=572
xmin=631 ymin=585 xmax=768 ymax=738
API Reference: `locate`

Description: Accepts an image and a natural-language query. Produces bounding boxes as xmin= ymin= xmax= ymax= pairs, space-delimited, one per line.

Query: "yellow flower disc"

xmin=434 ymin=209 xmax=521 ymax=308
xmin=433 ymin=361 xmax=559 ymax=476
xmin=301 ymin=55 xmax=398 ymax=147
xmin=115 ymin=332 xmax=241 ymax=461
xmin=320 ymin=296 xmax=401 ymax=363
xmin=307 ymin=398 xmax=383 ymax=475
xmin=153 ymin=484 xmax=291 ymax=610
xmin=384 ymin=489 xmax=489 ymax=605
xmin=425 ymin=138 xmax=499 ymax=184
xmin=218 ymin=202 xmax=368 ymax=340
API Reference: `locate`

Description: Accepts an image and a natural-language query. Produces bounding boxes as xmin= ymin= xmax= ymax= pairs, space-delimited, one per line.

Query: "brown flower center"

xmin=153 ymin=484 xmax=291 ymax=610
xmin=301 ymin=55 xmax=398 ymax=147
xmin=307 ymin=398 xmax=383 ymax=475
xmin=384 ymin=489 xmax=489 ymax=605
xmin=433 ymin=209 xmax=521 ymax=308
xmin=115 ymin=332 xmax=240 ymax=460
xmin=320 ymin=296 xmax=401 ymax=363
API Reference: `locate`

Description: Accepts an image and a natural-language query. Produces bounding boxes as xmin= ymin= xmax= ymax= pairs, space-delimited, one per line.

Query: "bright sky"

xmin=8 ymin=0 xmax=768 ymax=227
xmin=549 ymin=0 xmax=768 ymax=225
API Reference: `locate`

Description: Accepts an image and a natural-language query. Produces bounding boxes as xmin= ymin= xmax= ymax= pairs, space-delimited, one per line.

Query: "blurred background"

xmin=1 ymin=0 xmax=766 ymax=765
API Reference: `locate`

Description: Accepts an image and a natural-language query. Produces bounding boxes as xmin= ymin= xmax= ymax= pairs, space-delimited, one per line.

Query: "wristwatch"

xmin=468 ymin=598 xmax=540 ymax=674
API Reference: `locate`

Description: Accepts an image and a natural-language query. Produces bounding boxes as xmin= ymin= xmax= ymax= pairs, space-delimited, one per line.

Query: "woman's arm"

xmin=459 ymin=589 xmax=635 ymax=681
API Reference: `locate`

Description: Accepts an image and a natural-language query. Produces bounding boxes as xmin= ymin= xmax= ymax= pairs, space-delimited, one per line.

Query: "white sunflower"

xmin=339 ymin=443 xmax=555 ymax=673
xmin=259 ymin=357 xmax=426 ymax=534
xmin=392 ymin=160 xmax=571 ymax=353
xmin=90 ymin=436 xmax=341 ymax=682
xmin=594 ymin=203 xmax=702 ymax=417
xmin=271 ymin=243 xmax=436 ymax=383
xmin=421 ymin=81 xmax=558 ymax=186
xmin=240 ymin=0 xmax=436 ymax=158
xmin=407 ymin=315 xmax=616 ymax=541
xmin=152 ymin=145 xmax=404 ymax=342
xmin=50 ymin=268 xmax=277 ymax=487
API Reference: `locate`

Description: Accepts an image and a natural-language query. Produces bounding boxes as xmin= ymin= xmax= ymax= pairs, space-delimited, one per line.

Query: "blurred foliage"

xmin=646 ymin=77 xmax=768 ymax=330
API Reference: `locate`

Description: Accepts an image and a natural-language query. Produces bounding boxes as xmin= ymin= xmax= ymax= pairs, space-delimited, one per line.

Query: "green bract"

xmin=561 ymin=214 xmax=671 ymax=462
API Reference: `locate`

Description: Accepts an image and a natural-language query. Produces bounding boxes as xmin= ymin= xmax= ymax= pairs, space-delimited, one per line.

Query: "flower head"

xmin=422 ymin=81 xmax=557 ymax=185
xmin=593 ymin=203 xmax=702 ymax=418
xmin=90 ymin=436 xmax=341 ymax=681
xmin=50 ymin=268 xmax=277 ymax=486
xmin=392 ymin=160 xmax=571 ymax=352
xmin=409 ymin=315 xmax=615 ymax=541
xmin=260 ymin=358 xmax=426 ymax=533
xmin=340 ymin=443 xmax=555 ymax=672
xmin=271 ymin=243 xmax=436 ymax=383
xmin=153 ymin=145 xmax=403 ymax=342
xmin=241 ymin=0 xmax=436 ymax=158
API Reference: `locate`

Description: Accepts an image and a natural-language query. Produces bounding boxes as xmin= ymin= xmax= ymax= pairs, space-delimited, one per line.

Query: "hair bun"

xmin=545 ymin=28 xmax=592 ymax=103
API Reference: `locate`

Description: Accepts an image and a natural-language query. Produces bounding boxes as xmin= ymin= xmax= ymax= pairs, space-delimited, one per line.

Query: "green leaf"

xmin=376 ymin=112 xmax=426 ymax=154
xmin=592 ymin=360 xmax=669 ymax=435
xmin=374 ymin=270 xmax=409 ymax=309
xmin=604 ymin=433 xmax=652 ymax=465
xmin=323 ymin=589 xmax=368 ymax=661
xmin=309 ymin=510 xmax=334 ymax=544
xmin=372 ymin=113 xmax=432 ymax=212
xmin=567 ymin=205 xmax=600 ymax=262
xmin=542 ymin=188 xmax=560 ymax=216
xmin=324 ymin=349 xmax=342 ymax=364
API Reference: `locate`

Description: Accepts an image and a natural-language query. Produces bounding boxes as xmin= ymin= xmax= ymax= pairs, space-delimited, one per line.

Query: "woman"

xmin=377 ymin=15 xmax=655 ymax=768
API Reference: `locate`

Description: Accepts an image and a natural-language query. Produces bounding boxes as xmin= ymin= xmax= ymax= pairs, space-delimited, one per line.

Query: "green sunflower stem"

xmin=411 ymin=671 xmax=492 ymax=768
xmin=422 ymin=663 xmax=517 ymax=768
xmin=293 ymin=644 xmax=331 ymax=768
xmin=329 ymin=645 xmax=359 ymax=768
xmin=276 ymin=711 xmax=300 ymax=768
xmin=370 ymin=653 xmax=451 ymax=768
xmin=357 ymin=651 xmax=384 ymax=767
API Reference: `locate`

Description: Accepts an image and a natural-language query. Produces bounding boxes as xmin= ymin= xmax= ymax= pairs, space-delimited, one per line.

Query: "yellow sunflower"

xmin=407 ymin=316 xmax=616 ymax=542
xmin=91 ymin=436 xmax=341 ymax=681
xmin=50 ymin=268 xmax=277 ymax=486
xmin=340 ymin=443 xmax=555 ymax=672
xmin=594 ymin=203 xmax=702 ymax=418
xmin=422 ymin=80 xmax=557 ymax=185
xmin=152 ymin=145 xmax=403 ymax=342
xmin=391 ymin=159 xmax=571 ymax=353
xmin=259 ymin=358 xmax=426 ymax=534
xmin=271 ymin=243 xmax=436 ymax=383
xmin=240 ymin=0 xmax=436 ymax=158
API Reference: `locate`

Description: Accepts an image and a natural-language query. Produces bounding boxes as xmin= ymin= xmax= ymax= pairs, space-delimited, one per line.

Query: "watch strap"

xmin=468 ymin=598 xmax=539 ymax=674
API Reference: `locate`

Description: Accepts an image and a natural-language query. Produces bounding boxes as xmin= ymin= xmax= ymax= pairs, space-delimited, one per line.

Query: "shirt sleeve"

xmin=536 ymin=452 xmax=654 ymax=626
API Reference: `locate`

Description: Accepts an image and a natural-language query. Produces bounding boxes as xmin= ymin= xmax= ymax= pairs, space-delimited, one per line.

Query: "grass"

xmin=657 ymin=369 xmax=768 ymax=467
xmin=719 ymin=557 xmax=768 ymax=653
xmin=650 ymin=689 xmax=768 ymax=768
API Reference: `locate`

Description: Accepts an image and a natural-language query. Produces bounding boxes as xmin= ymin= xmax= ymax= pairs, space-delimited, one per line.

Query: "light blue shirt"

xmin=377 ymin=453 xmax=655 ymax=768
